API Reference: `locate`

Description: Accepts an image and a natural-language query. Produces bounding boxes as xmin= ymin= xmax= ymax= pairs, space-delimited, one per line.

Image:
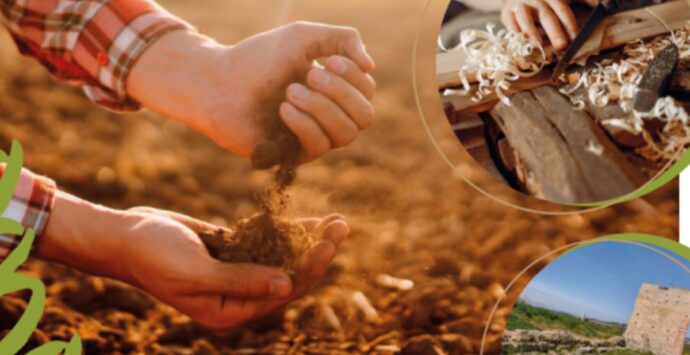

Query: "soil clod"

xmin=199 ymin=213 xmax=312 ymax=272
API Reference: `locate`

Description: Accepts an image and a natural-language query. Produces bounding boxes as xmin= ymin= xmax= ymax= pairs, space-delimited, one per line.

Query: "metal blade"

xmin=551 ymin=4 xmax=608 ymax=82
xmin=633 ymin=43 xmax=679 ymax=112
xmin=603 ymin=0 xmax=663 ymax=13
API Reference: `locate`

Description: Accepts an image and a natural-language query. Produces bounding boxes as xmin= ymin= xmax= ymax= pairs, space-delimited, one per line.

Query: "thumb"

xmin=290 ymin=22 xmax=375 ymax=72
xmin=197 ymin=262 xmax=293 ymax=299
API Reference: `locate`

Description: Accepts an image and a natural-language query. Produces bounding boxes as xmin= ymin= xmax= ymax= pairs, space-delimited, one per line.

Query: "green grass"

xmin=604 ymin=350 xmax=653 ymax=355
xmin=506 ymin=301 xmax=625 ymax=339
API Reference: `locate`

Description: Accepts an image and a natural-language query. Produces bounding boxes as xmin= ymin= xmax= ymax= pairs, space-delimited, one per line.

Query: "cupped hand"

xmin=121 ymin=207 xmax=349 ymax=330
xmin=128 ymin=21 xmax=376 ymax=164
xmin=501 ymin=0 xmax=580 ymax=51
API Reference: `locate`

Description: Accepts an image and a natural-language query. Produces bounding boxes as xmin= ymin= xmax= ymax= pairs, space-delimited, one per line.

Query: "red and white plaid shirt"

xmin=0 ymin=165 xmax=56 ymax=260
xmin=0 ymin=0 xmax=189 ymax=260
xmin=0 ymin=0 xmax=190 ymax=110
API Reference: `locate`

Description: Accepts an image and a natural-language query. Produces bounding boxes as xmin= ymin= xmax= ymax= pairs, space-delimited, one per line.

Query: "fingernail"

xmin=312 ymin=69 xmax=331 ymax=86
xmin=329 ymin=57 xmax=347 ymax=74
xmin=290 ymin=84 xmax=311 ymax=100
xmin=269 ymin=276 xmax=292 ymax=298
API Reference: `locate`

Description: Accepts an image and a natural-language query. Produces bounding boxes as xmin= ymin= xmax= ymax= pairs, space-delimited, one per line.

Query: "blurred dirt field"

xmin=0 ymin=1 xmax=680 ymax=354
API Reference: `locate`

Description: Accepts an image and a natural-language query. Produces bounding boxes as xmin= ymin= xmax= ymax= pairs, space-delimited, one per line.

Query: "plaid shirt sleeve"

xmin=0 ymin=164 xmax=56 ymax=261
xmin=0 ymin=0 xmax=191 ymax=111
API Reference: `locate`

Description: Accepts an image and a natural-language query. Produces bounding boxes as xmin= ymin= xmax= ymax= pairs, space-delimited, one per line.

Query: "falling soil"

xmin=200 ymin=118 xmax=311 ymax=271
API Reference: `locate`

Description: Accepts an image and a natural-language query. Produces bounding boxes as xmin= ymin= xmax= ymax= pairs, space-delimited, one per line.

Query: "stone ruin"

xmin=624 ymin=283 xmax=690 ymax=355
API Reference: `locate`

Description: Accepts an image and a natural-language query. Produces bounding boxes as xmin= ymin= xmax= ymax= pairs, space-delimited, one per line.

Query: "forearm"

xmin=0 ymin=0 xmax=190 ymax=111
xmin=127 ymin=29 xmax=225 ymax=133
xmin=36 ymin=191 xmax=133 ymax=284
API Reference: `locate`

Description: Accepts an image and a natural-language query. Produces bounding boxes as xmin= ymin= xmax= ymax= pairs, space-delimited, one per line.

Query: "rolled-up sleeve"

xmin=0 ymin=0 xmax=192 ymax=111
xmin=0 ymin=164 xmax=56 ymax=260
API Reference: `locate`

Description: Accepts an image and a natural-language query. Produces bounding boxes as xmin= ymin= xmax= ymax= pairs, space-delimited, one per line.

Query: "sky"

xmin=519 ymin=241 xmax=690 ymax=326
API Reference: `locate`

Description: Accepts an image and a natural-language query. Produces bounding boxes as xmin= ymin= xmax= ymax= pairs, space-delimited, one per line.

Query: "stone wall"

xmin=502 ymin=329 xmax=626 ymax=354
xmin=624 ymin=283 xmax=690 ymax=355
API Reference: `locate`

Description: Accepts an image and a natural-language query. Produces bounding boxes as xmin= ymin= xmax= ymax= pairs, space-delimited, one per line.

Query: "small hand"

xmin=501 ymin=0 xmax=580 ymax=51
xmin=129 ymin=22 xmax=376 ymax=164
xmin=122 ymin=207 xmax=349 ymax=330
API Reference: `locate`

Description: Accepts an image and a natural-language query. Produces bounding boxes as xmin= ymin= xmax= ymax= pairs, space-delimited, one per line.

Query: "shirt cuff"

xmin=0 ymin=165 xmax=57 ymax=260
xmin=73 ymin=0 xmax=193 ymax=111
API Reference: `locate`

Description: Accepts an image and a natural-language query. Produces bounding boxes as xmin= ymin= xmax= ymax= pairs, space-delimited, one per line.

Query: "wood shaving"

xmin=586 ymin=140 xmax=604 ymax=156
xmin=351 ymin=291 xmax=382 ymax=324
xmin=441 ymin=24 xmax=546 ymax=104
xmin=376 ymin=274 xmax=415 ymax=291
xmin=558 ymin=24 xmax=690 ymax=163
xmin=319 ymin=302 xmax=343 ymax=332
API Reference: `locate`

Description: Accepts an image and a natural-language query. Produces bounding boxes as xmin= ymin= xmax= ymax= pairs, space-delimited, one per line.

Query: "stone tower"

xmin=624 ymin=283 xmax=690 ymax=355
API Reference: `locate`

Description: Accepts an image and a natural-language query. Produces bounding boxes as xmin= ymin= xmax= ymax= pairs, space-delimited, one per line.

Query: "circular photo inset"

xmin=437 ymin=0 xmax=690 ymax=205
xmin=500 ymin=240 xmax=690 ymax=354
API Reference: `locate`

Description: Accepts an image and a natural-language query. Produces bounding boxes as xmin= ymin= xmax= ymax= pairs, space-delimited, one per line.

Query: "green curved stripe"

xmin=573 ymin=147 xmax=690 ymax=207
xmin=571 ymin=233 xmax=690 ymax=261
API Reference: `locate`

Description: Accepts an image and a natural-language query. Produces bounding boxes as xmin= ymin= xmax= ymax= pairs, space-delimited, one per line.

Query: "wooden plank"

xmin=490 ymin=89 xmax=594 ymax=202
xmin=531 ymin=86 xmax=648 ymax=188
xmin=441 ymin=70 xmax=552 ymax=112
xmin=489 ymin=85 xmax=647 ymax=203
xmin=596 ymin=0 xmax=690 ymax=54
xmin=437 ymin=0 xmax=690 ymax=89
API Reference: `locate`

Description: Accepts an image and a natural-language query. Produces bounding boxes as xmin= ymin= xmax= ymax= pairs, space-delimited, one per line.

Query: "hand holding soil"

xmin=132 ymin=209 xmax=349 ymax=330
xmin=128 ymin=21 xmax=376 ymax=165
xmin=40 ymin=199 xmax=349 ymax=331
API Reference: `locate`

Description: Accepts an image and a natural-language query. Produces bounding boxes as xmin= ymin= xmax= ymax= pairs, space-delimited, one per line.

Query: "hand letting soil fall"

xmin=198 ymin=116 xmax=313 ymax=271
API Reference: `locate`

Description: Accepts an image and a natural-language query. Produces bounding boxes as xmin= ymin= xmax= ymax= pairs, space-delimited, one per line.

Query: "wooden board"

xmin=441 ymin=70 xmax=552 ymax=113
xmin=489 ymin=86 xmax=647 ymax=204
xmin=437 ymin=0 xmax=690 ymax=89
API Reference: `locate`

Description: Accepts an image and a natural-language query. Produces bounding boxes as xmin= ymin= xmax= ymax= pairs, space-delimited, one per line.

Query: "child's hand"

xmin=128 ymin=22 xmax=376 ymax=164
xmin=501 ymin=0 xmax=580 ymax=50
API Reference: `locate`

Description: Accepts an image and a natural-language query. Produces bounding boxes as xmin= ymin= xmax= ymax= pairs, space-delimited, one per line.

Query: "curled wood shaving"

xmin=558 ymin=24 xmax=690 ymax=163
xmin=441 ymin=24 xmax=546 ymax=104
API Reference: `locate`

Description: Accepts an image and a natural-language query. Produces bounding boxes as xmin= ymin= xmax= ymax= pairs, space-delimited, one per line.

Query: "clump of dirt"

xmin=199 ymin=119 xmax=311 ymax=271
xmin=199 ymin=213 xmax=312 ymax=272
